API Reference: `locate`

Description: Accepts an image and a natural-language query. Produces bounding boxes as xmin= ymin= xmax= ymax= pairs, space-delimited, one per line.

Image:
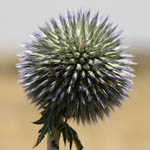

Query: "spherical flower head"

xmin=17 ymin=11 xmax=136 ymax=124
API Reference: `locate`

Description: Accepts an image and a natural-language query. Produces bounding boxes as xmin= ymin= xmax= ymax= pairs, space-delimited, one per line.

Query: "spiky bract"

xmin=17 ymin=11 xmax=135 ymax=124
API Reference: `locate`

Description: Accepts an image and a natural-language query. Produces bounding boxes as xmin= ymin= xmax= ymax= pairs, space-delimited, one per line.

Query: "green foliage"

xmin=33 ymin=106 xmax=83 ymax=149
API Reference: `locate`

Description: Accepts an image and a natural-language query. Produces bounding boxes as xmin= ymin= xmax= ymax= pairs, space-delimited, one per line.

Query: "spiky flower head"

xmin=18 ymin=11 xmax=135 ymax=124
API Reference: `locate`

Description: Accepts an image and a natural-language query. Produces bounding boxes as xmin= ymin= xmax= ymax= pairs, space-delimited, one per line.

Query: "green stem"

xmin=47 ymin=127 xmax=60 ymax=150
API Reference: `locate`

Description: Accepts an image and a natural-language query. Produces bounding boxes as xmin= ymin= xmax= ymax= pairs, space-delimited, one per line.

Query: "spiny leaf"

xmin=33 ymin=124 xmax=48 ymax=148
xmin=60 ymin=122 xmax=83 ymax=150
xmin=33 ymin=115 xmax=47 ymax=125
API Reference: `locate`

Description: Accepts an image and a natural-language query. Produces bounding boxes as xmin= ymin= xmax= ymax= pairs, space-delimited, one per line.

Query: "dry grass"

xmin=0 ymin=52 xmax=150 ymax=150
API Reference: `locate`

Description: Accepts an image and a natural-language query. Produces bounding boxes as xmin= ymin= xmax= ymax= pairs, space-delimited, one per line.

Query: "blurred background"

xmin=0 ymin=0 xmax=150 ymax=150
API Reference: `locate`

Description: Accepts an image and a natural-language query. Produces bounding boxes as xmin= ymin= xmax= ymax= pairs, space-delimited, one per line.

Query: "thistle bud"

xmin=17 ymin=10 xmax=136 ymax=148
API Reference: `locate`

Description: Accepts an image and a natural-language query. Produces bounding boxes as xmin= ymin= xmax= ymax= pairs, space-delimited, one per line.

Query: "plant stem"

xmin=47 ymin=127 xmax=60 ymax=150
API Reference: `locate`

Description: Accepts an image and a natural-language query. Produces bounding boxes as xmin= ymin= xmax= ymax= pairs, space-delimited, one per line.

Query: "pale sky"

xmin=0 ymin=0 xmax=150 ymax=53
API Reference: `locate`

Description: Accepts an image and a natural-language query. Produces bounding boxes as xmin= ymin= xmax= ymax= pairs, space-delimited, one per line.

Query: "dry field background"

xmin=0 ymin=51 xmax=150 ymax=150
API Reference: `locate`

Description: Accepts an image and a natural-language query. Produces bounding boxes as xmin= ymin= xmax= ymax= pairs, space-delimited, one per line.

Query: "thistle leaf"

xmin=33 ymin=124 xmax=48 ymax=148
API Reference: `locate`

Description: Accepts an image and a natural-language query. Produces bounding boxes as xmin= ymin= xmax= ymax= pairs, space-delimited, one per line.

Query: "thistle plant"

xmin=17 ymin=10 xmax=136 ymax=150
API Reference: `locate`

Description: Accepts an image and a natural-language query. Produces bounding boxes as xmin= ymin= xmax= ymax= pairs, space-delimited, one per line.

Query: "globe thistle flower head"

xmin=17 ymin=10 xmax=136 ymax=125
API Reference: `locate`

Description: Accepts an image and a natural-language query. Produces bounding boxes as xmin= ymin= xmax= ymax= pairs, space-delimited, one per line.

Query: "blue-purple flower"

xmin=17 ymin=10 xmax=136 ymax=148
